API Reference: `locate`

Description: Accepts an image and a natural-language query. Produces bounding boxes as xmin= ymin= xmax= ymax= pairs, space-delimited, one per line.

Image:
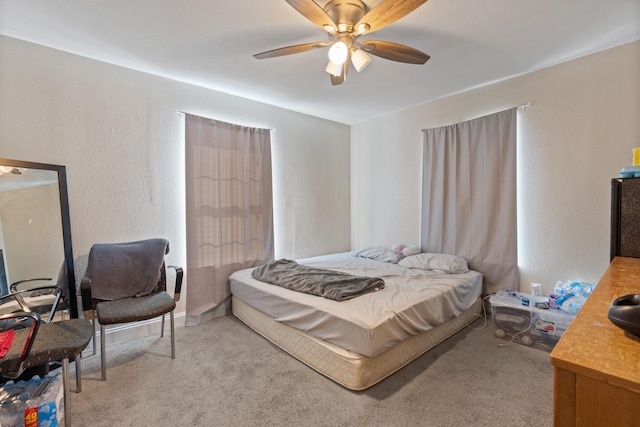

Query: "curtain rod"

xmin=177 ymin=111 xmax=275 ymax=131
xmin=421 ymin=103 xmax=532 ymax=132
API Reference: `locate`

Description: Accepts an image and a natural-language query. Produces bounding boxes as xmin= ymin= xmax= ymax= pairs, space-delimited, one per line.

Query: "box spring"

xmin=232 ymin=296 xmax=482 ymax=390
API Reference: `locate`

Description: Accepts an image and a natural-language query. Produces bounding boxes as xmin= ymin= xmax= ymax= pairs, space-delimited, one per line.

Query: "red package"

xmin=0 ymin=329 xmax=15 ymax=358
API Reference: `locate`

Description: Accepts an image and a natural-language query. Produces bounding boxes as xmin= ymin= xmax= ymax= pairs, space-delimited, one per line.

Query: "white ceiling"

xmin=1 ymin=0 xmax=639 ymax=125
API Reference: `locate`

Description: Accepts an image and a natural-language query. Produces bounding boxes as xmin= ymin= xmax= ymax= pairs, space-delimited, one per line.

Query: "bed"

xmin=229 ymin=249 xmax=483 ymax=390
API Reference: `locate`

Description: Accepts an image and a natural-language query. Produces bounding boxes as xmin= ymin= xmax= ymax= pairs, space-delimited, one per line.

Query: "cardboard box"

xmin=490 ymin=293 xmax=576 ymax=352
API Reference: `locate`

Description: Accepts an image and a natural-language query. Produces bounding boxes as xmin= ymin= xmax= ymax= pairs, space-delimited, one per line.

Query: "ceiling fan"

xmin=254 ymin=0 xmax=431 ymax=86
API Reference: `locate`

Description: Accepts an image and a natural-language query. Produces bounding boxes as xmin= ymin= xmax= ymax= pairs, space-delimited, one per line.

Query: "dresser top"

xmin=550 ymin=257 xmax=640 ymax=389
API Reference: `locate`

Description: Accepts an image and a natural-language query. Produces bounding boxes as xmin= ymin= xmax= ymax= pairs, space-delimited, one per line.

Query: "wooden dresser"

xmin=550 ymin=257 xmax=640 ymax=426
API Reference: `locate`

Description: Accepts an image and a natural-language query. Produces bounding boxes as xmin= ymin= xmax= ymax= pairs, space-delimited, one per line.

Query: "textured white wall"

xmin=351 ymin=41 xmax=640 ymax=295
xmin=0 ymin=36 xmax=352 ymax=314
xmin=2 ymin=34 xmax=639 ymax=307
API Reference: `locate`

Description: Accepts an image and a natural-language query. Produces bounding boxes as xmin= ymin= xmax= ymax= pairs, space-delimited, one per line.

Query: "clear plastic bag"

xmin=0 ymin=372 xmax=63 ymax=427
xmin=553 ymin=281 xmax=596 ymax=314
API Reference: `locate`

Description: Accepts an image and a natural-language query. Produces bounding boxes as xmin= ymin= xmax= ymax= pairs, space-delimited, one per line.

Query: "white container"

xmin=531 ymin=283 xmax=542 ymax=296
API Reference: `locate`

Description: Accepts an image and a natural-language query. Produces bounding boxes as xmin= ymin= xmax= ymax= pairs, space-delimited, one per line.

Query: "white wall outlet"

xmin=531 ymin=283 xmax=542 ymax=296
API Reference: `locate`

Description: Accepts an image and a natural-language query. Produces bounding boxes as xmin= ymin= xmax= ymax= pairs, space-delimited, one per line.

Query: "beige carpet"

xmin=68 ymin=315 xmax=553 ymax=427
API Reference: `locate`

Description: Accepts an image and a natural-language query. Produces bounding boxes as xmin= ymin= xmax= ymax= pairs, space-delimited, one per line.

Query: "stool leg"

xmin=161 ymin=314 xmax=165 ymax=337
xmin=63 ymin=357 xmax=71 ymax=427
xmin=75 ymin=352 xmax=82 ymax=393
xmin=170 ymin=310 xmax=175 ymax=359
xmin=100 ymin=324 xmax=106 ymax=381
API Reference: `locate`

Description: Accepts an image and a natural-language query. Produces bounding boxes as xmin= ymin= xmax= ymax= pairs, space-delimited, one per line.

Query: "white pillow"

xmin=398 ymin=252 xmax=469 ymax=273
xmin=351 ymin=246 xmax=400 ymax=263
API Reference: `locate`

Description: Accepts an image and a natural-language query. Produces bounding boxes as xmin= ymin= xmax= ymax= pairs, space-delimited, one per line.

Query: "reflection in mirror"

xmin=0 ymin=158 xmax=77 ymax=318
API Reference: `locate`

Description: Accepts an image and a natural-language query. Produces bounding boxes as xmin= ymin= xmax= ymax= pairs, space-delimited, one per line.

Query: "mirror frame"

xmin=0 ymin=158 xmax=78 ymax=318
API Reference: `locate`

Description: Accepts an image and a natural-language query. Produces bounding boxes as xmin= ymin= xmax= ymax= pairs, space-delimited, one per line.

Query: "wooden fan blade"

xmin=354 ymin=0 xmax=428 ymax=35
xmin=361 ymin=40 xmax=430 ymax=64
xmin=254 ymin=41 xmax=329 ymax=59
xmin=285 ymin=0 xmax=338 ymax=33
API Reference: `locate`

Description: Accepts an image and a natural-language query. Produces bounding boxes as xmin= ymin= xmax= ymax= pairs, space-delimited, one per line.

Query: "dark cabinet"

xmin=611 ymin=177 xmax=640 ymax=261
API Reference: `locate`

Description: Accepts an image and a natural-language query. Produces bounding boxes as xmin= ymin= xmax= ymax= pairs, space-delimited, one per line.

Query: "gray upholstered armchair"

xmin=10 ymin=263 xmax=71 ymax=322
xmin=79 ymin=238 xmax=184 ymax=380
xmin=10 ymin=277 xmax=67 ymax=323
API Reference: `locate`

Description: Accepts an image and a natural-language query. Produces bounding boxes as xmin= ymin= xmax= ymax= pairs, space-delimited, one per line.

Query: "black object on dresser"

xmin=611 ymin=177 xmax=640 ymax=261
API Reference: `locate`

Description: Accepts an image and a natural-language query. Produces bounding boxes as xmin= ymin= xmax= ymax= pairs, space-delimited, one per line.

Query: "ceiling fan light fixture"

xmin=0 ymin=166 xmax=21 ymax=175
xmin=325 ymin=60 xmax=343 ymax=77
xmin=351 ymin=48 xmax=371 ymax=72
xmin=253 ymin=0 xmax=431 ymax=86
xmin=328 ymin=41 xmax=348 ymax=65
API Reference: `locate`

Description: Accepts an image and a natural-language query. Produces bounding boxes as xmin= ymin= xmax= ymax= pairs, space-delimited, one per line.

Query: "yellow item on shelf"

xmin=634 ymin=148 xmax=640 ymax=166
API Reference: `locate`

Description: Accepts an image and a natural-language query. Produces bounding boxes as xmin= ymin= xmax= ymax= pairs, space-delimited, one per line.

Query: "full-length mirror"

xmin=0 ymin=158 xmax=77 ymax=318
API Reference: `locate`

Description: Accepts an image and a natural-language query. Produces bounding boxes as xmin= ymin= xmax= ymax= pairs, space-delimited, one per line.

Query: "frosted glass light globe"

xmin=351 ymin=49 xmax=371 ymax=72
xmin=328 ymin=41 xmax=348 ymax=65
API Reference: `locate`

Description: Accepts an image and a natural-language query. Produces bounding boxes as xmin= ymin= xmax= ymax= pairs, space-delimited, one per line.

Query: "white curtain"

xmin=421 ymin=108 xmax=517 ymax=295
xmin=185 ymin=114 xmax=274 ymax=325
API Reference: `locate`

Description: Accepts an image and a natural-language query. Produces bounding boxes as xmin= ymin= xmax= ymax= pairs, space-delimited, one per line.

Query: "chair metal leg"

xmin=170 ymin=310 xmax=175 ymax=359
xmin=161 ymin=313 xmax=165 ymax=337
xmin=100 ymin=324 xmax=106 ymax=381
xmin=63 ymin=357 xmax=71 ymax=427
xmin=92 ymin=319 xmax=97 ymax=356
xmin=75 ymin=352 xmax=82 ymax=393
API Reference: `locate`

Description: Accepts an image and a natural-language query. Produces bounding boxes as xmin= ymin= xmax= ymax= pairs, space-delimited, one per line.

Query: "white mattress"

xmin=229 ymin=252 xmax=483 ymax=357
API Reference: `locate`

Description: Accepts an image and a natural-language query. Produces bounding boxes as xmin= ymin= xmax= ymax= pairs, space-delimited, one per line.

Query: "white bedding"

xmin=229 ymin=252 xmax=483 ymax=357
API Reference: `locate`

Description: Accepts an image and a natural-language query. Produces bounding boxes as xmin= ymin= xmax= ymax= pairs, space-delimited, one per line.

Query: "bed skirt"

xmin=231 ymin=296 xmax=483 ymax=391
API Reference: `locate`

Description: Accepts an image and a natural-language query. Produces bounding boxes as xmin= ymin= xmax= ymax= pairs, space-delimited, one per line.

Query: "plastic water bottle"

xmin=561 ymin=296 xmax=585 ymax=314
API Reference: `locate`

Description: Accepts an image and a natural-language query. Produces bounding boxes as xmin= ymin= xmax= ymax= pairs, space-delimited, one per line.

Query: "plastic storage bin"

xmin=490 ymin=292 xmax=576 ymax=352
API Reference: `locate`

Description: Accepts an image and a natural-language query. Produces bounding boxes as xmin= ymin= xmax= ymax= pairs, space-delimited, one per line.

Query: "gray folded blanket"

xmin=84 ymin=238 xmax=169 ymax=300
xmin=251 ymin=259 xmax=384 ymax=301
